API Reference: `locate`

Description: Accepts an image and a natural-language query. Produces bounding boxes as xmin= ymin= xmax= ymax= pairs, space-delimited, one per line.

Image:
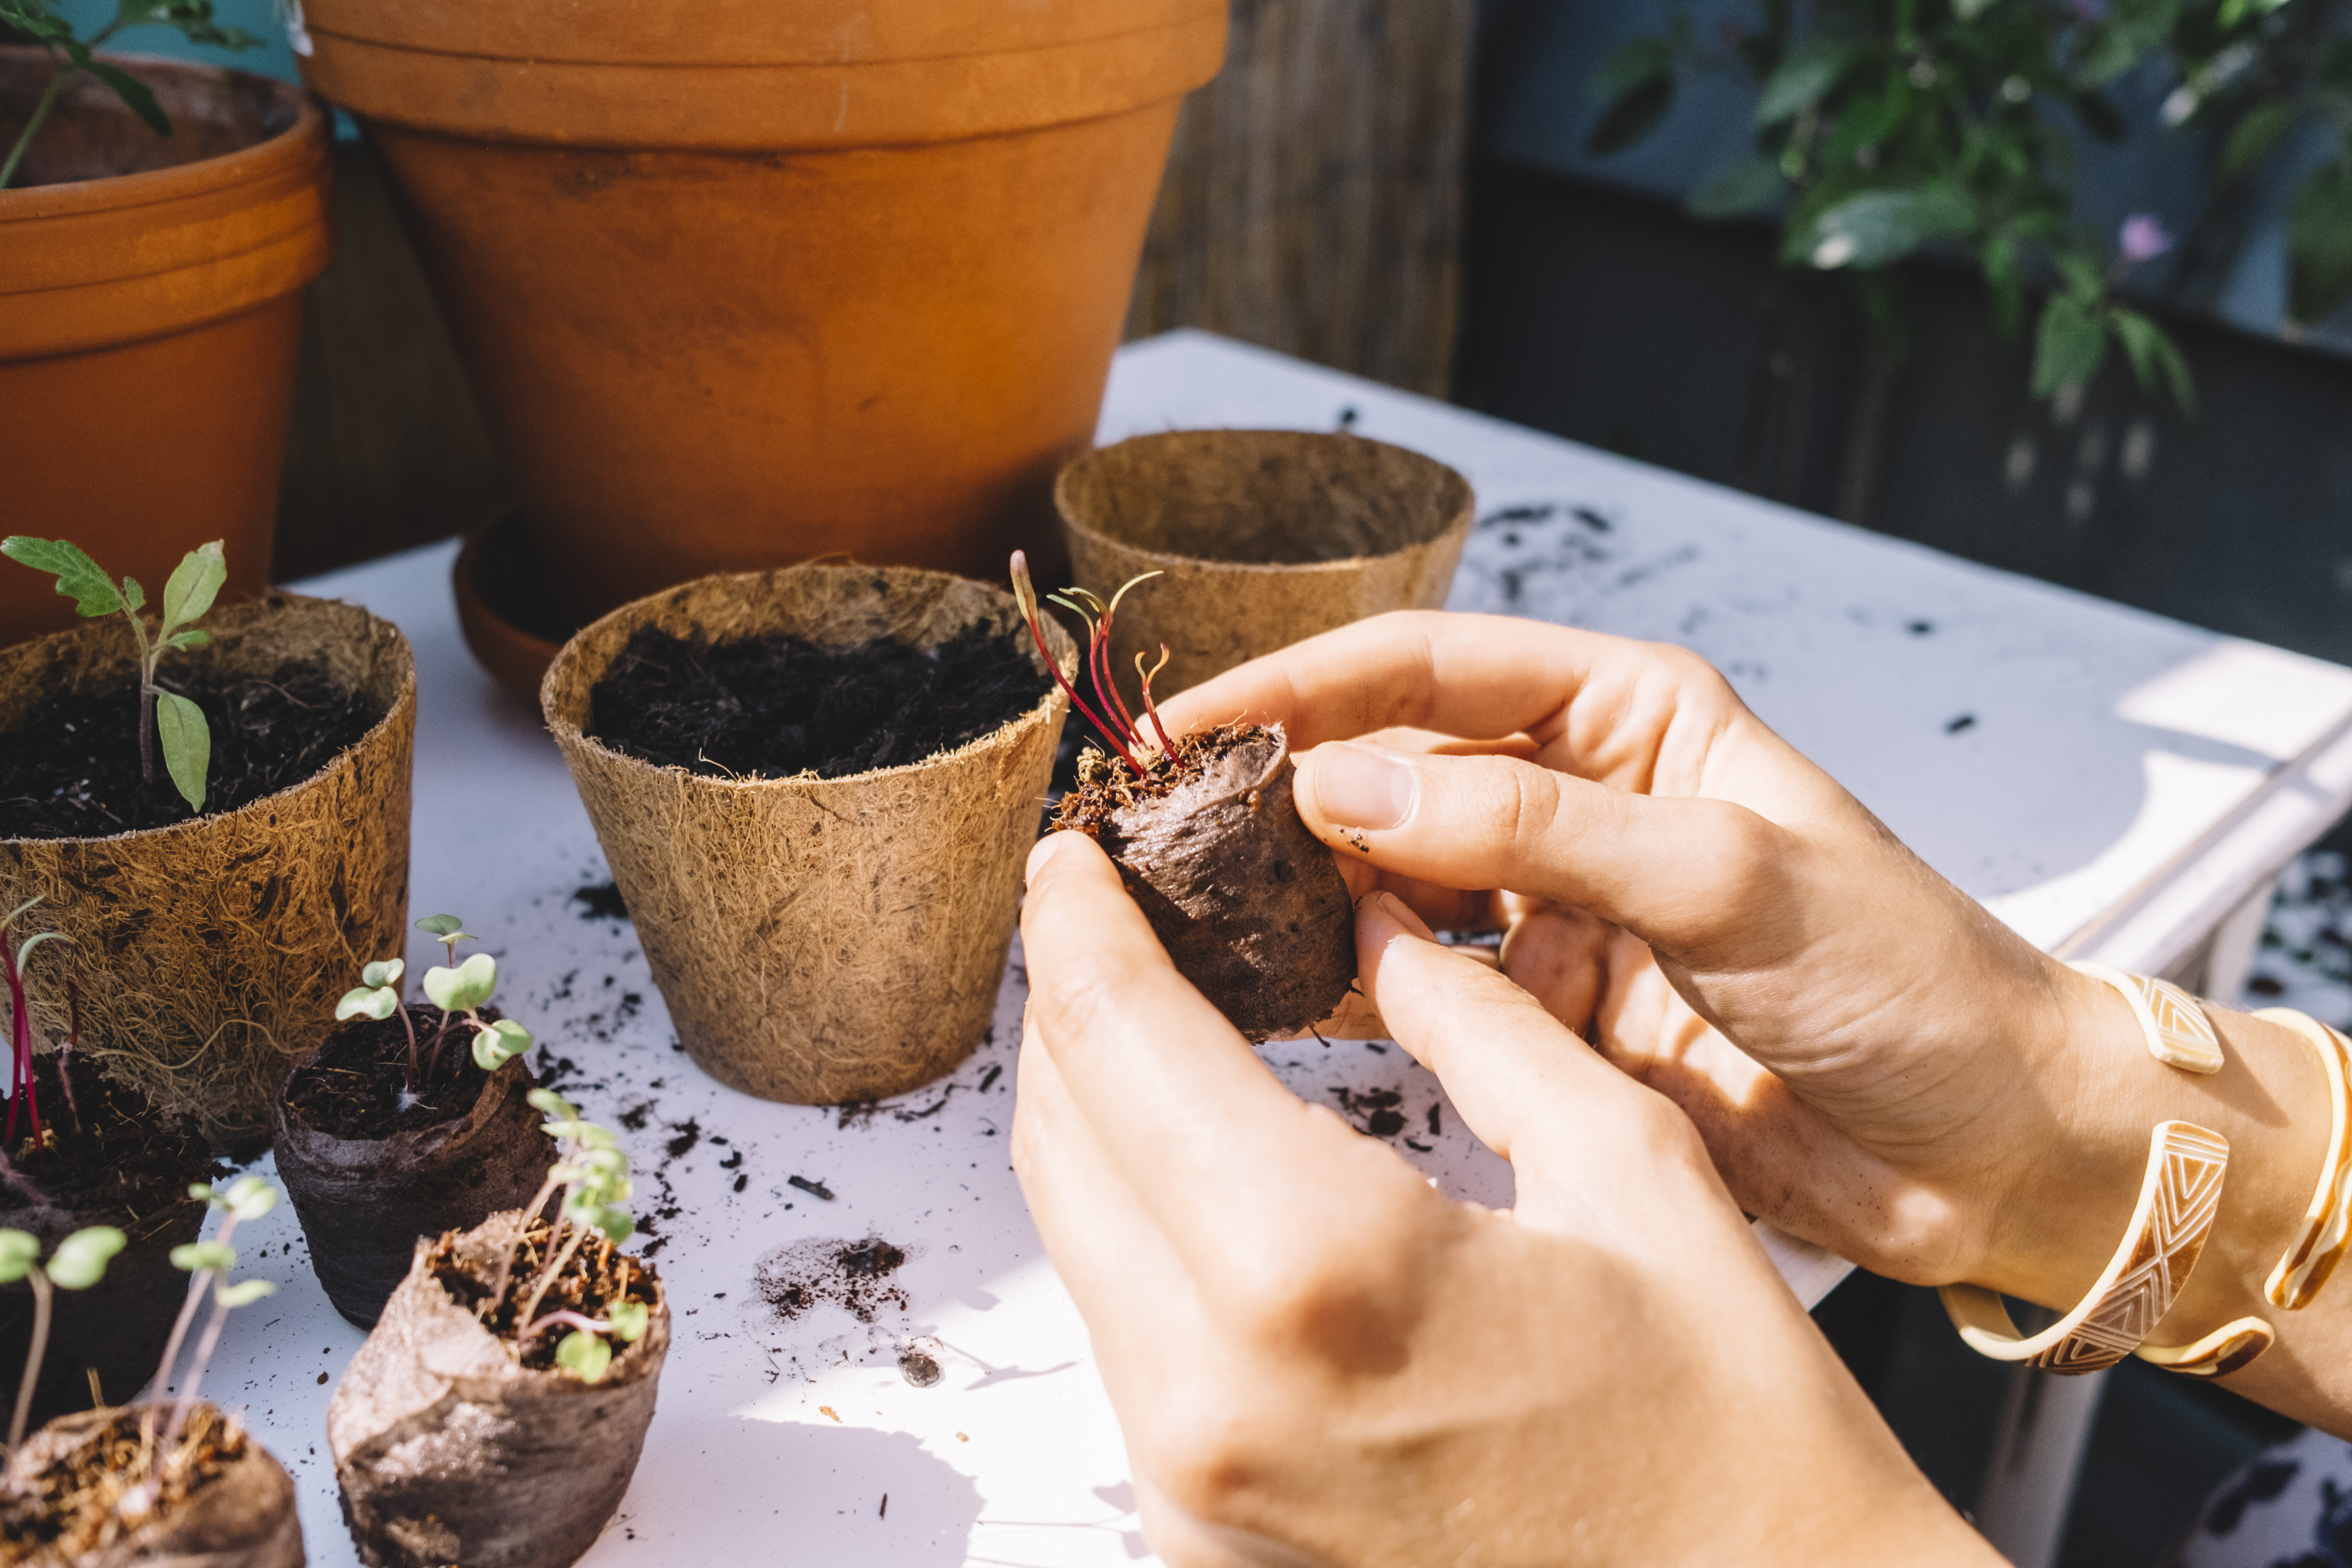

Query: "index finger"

xmin=1018 ymin=832 xmax=1418 ymax=1279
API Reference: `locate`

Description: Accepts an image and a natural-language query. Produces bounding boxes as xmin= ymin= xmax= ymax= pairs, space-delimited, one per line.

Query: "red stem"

xmin=3 ymin=954 xmax=37 ymax=1147
xmin=1091 ymin=605 xmax=1146 ymax=755
xmin=1138 ymin=644 xmax=1184 ymax=765
xmin=1021 ymin=612 xmax=1146 ymax=778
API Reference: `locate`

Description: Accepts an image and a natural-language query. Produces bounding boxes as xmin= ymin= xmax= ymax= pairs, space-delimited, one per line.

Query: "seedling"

xmin=0 ymin=0 xmax=258 ymax=191
xmin=333 ymin=915 xmax=534 ymax=1110
xmin=129 ymin=1176 xmax=275 ymax=1506
xmin=0 ymin=538 xmax=226 ymax=811
xmin=485 ymin=1090 xmax=646 ymax=1384
xmin=0 ymin=1225 xmax=123 ymax=1448
xmin=1008 ymin=552 xmax=1184 ymax=782
xmin=0 ymin=897 xmax=70 ymax=1149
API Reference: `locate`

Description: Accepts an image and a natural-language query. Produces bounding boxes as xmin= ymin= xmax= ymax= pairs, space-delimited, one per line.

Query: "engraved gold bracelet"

xmin=2252 ymin=1007 xmax=2352 ymax=1311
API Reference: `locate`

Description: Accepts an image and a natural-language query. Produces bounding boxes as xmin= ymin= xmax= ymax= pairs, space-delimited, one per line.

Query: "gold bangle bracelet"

xmin=2252 ymin=1007 xmax=2352 ymax=1311
xmin=2069 ymin=961 xmax=2225 ymax=1074
xmin=1940 ymin=1121 xmax=2233 ymax=1374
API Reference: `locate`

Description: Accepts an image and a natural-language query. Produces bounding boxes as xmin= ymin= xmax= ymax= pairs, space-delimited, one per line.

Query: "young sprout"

xmin=489 ymin=1089 xmax=645 ymax=1384
xmin=410 ymin=915 xmax=533 ymax=1079
xmin=0 ymin=0 xmax=258 ymax=192
xmin=1007 ymin=552 xmax=1187 ymax=781
xmin=132 ymin=1176 xmax=276 ymax=1505
xmin=0 ymin=539 xmax=225 ymax=811
xmin=0 ymin=898 xmax=70 ymax=1150
xmin=0 ymin=1225 xmax=124 ymax=1449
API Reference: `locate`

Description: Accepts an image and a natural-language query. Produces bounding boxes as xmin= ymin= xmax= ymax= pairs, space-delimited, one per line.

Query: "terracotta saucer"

xmin=452 ymin=512 xmax=577 ymax=702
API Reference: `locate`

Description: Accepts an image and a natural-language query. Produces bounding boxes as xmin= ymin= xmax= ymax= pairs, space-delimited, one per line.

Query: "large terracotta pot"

xmin=0 ymin=51 xmax=331 ymax=647
xmin=296 ymin=0 xmax=1228 ymax=625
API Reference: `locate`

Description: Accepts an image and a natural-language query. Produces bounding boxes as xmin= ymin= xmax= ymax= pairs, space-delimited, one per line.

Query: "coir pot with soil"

xmin=0 ymin=592 xmax=416 ymax=1154
xmin=542 ymin=564 xmax=1075 ymax=1103
xmin=329 ymin=1212 xmax=669 ymax=1568
xmin=294 ymin=0 xmax=1227 ymax=632
xmin=0 ymin=1402 xmax=302 ymax=1567
xmin=1055 ymin=429 xmax=1475 ymax=698
xmin=0 ymin=1055 xmax=219 ymax=1434
xmin=0 ymin=49 xmax=331 ymax=649
xmin=273 ymin=1004 xmax=555 ymax=1328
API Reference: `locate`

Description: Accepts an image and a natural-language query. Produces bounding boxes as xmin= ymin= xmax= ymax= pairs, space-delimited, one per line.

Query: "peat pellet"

xmin=1058 ymin=723 xmax=1355 ymax=1042
xmin=0 ymin=1403 xmax=304 ymax=1568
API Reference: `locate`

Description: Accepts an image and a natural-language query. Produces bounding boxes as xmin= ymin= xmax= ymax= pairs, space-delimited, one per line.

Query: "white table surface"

xmin=185 ymin=330 xmax=2352 ymax=1568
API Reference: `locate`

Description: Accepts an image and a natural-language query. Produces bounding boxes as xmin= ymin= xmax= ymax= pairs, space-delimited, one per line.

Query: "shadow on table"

xmin=612 ymin=1413 xmax=983 ymax=1564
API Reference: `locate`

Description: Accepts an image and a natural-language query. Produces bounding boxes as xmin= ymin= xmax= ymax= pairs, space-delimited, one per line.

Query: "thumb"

xmin=1298 ymin=741 xmax=1793 ymax=956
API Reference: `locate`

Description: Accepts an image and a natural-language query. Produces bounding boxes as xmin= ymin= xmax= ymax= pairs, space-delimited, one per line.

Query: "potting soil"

xmin=0 ymin=1405 xmax=245 ymax=1562
xmin=6 ymin=1052 xmax=218 ymax=1219
xmin=427 ymin=1220 xmax=658 ymax=1373
xmin=585 ymin=620 xmax=1050 ymax=781
xmin=0 ymin=658 xmax=381 ymax=838
xmin=282 ymin=1006 xmax=503 ymax=1141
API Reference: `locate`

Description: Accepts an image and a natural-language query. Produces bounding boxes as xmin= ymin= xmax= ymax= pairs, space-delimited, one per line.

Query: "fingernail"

xmin=1311 ymin=744 xmax=1418 ymax=831
xmin=1026 ymin=832 xmax=1075 ymax=885
xmin=1363 ymin=890 xmax=1436 ymax=942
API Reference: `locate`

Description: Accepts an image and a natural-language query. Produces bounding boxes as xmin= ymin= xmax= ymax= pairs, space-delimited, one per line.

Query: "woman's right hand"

xmin=1159 ymin=612 xmax=2340 ymax=1424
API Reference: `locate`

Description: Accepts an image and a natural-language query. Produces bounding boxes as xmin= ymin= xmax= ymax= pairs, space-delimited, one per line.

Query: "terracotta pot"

xmin=0 ymin=593 xmax=416 ymax=1154
xmin=542 ymin=565 xmax=1074 ymax=1103
xmin=452 ymin=512 xmax=569 ymax=705
xmin=295 ymin=0 xmax=1228 ymax=626
xmin=1056 ymin=429 xmax=1476 ymax=698
xmin=0 ymin=50 xmax=331 ymax=649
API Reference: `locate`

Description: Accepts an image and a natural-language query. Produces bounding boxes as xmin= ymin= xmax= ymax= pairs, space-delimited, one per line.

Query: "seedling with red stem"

xmin=1008 ymin=553 xmax=1188 ymax=780
xmin=0 ymin=898 xmax=71 ymax=1150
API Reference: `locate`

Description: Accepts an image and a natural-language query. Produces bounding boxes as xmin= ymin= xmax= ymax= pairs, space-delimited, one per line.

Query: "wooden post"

xmin=1126 ymin=0 xmax=1477 ymax=398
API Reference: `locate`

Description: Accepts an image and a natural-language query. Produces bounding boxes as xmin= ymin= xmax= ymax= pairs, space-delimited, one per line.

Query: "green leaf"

xmin=360 ymin=957 xmax=404 ymax=989
xmin=1954 ymin=0 xmax=2006 ymax=16
xmin=1590 ymin=35 xmax=1673 ymax=104
xmin=0 ymin=1229 xmax=40 ymax=1285
xmin=1 ymin=539 xmax=123 ymax=618
xmin=2076 ymin=0 xmax=2182 ymax=87
xmin=214 ymin=1278 xmax=275 ymax=1308
xmin=120 ymin=577 xmax=144 ymax=612
xmin=1757 ymin=39 xmax=1857 ymax=127
xmin=2289 ymin=158 xmax=2352 ymax=327
xmin=527 ymin=1087 xmax=578 ymax=1119
xmin=170 ymin=1240 xmax=235 ymax=1274
xmin=82 ymin=59 xmax=169 ymax=136
xmin=1587 ymin=75 xmax=1676 ymax=156
xmin=336 ymin=986 xmax=398 ymax=1022
xmin=595 ymin=1206 xmax=635 ymax=1244
xmin=222 ymin=1175 xmax=276 ymax=1221
xmin=608 ymin=1300 xmax=650 ymax=1343
xmin=2112 ymin=307 xmax=2196 ymax=415
xmin=45 ymin=1227 xmax=124 ymax=1290
xmin=154 ymin=689 xmax=209 ymax=813
xmin=423 ymin=951 xmax=496 ymax=1013
xmin=1690 ymin=156 xmax=1785 ymax=219
xmin=2221 ymin=102 xmax=2295 ymax=184
xmin=167 ymin=629 xmax=209 ymax=649
xmin=554 ymin=1329 xmax=612 ymax=1384
xmin=414 ymin=914 xmax=469 ymax=941
xmin=159 ymin=540 xmax=225 ymax=634
xmin=471 ymin=1018 xmax=532 ymax=1072
xmin=2033 ymin=294 xmax=2110 ymax=397
xmin=1794 ymin=186 xmax=1975 ymax=270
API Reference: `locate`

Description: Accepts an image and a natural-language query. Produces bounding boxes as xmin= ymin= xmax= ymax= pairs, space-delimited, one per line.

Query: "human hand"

xmin=1013 ymin=830 xmax=1996 ymax=1568
xmin=1157 ymin=612 xmax=2328 ymax=1340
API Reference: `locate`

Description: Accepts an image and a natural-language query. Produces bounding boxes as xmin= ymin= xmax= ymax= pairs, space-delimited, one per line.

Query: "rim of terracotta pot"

xmin=297 ymin=0 xmax=1227 ymax=150
xmin=0 ymin=48 xmax=332 ymax=360
xmin=1055 ymin=428 xmax=1478 ymax=579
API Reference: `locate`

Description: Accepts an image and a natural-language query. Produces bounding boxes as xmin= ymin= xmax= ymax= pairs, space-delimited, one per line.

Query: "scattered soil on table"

xmin=1330 ymin=1086 xmax=1407 ymax=1138
xmin=0 ymin=1405 xmax=242 ymax=1561
xmin=572 ymin=881 xmax=629 ymax=922
xmin=281 ymin=1006 xmax=502 ymax=1140
xmin=584 ymin=621 xmax=1049 ymax=781
xmin=427 ymin=1220 xmax=659 ymax=1374
xmin=5 ymin=1052 xmax=218 ymax=1217
xmin=756 ymin=1237 xmax=912 ymax=1324
xmin=0 ymin=658 xmax=380 ymax=838
xmin=898 ymin=1347 xmax=943 ymax=1387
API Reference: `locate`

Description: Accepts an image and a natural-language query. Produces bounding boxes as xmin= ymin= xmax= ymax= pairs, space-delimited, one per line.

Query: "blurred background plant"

xmin=0 ymin=0 xmax=256 ymax=189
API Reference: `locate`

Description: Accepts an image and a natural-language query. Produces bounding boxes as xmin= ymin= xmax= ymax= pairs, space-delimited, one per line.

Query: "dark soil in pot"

xmin=0 ymin=1055 xmax=219 ymax=1430
xmin=0 ymin=1402 xmax=302 ymax=1567
xmin=585 ymin=619 xmax=1051 ymax=780
xmin=0 ymin=658 xmax=380 ymax=838
xmin=273 ymin=1006 xmax=554 ymax=1328
xmin=330 ymin=1213 xmax=669 ymax=1568
xmin=1054 ymin=723 xmax=1356 ymax=1042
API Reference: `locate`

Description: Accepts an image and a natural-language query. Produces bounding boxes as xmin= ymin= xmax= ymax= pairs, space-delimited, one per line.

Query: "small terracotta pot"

xmin=0 ymin=594 xmax=416 ymax=1154
xmin=296 ymin=0 xmax=1227 ymax=625
xmin=3 ymin=1403 xmax=303 ymax=1566
xmin=542 ymin=565 xmax=1074 ymax=1103
xmin=273 ymin=1029 xmax=555 ymax=1329
xmin=452 ymin=513 xmax=570 ymax=705
xmin=0 ymin=50 xmax=331 ymax=649
xmin=1056 ymin=430 xmax=1476 ymax=699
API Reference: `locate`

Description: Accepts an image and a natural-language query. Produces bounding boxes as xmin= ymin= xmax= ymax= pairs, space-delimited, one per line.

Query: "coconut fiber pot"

xmin=0 ymin=49 xmax=331 ymax=649
xmin=273 ymin=1023 xmax=554 ymax=1328
xmin=543 ymin=565 xmax=1074 ymax=1103
xmin=329 ymin=1216 xmax=668 ymax=1568
xmin=0 ymin=594 xmax=415 ymax=1153
xmin=295 ymin=0 xmax=1227 ymax=625
xmin=0 ymin=1403 xmax=303 ymax=1567
xmin=1056 ymin=429 xmax=1475 ymax=699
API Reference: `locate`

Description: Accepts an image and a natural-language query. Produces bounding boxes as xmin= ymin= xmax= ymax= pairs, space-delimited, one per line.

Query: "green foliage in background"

xmin=0 ymin=0 xmax=257 ymax=190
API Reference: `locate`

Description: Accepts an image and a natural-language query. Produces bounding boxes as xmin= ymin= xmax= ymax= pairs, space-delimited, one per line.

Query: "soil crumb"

xmin=898 ymin=1348 xmax=943 ymax=1388
xmin=572 ymin=881 xmax=629 ymax=922
xmin=282 ymin=1006 xmax=502 ymax=1140
xmin=585 ymin=620 xmax=1049 ymax=780
xmin=0 ymin=657 xmax=380 ymax=838
xmin=756 ymin=1237 xmax=912 ymax=1324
